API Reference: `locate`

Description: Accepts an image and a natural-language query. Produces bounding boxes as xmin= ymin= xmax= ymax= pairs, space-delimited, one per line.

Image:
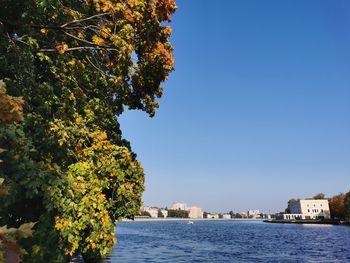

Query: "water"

xmin=103 ymin=220 xmax=350 ymax=262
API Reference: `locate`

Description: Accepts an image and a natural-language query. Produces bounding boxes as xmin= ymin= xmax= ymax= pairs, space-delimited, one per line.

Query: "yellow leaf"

xmin=17 ymin=222 xmax=36 ymax=238
xmin=69 ymin=93 xmax=76 ymax=101
xmin=55 ymin=222 xmax=63 ymax=230
xmin=67 ymin=60 xmax=76 ymax=68
xmin=92 ymin=35 xmax=105 ymax=46
xmin=100 ymin=27 xmax=111 ymax=38
xmin=40 ymin=28 xmax=48 ymax=34
xmin=98 ymin=193 xmax=106 ymax=202
xmin=56 ymin=42 xmax=68 ymax=54
xmin=77 ymin=31 xmax=85 ymax=38
xmin=32 ymin=245 xmax=42 ymax=254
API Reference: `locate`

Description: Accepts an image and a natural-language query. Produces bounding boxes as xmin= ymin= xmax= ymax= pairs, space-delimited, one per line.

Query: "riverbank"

xmin=122 ymin=217 xmax=265 ymax=222
xmin=263 ymin=219 xmax=349 ymax=225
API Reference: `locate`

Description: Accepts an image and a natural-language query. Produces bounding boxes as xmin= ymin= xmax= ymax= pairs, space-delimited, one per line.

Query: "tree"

xmin=0 ymin=81 xmax=36 ymax=262
xmin=235 ymin=213 xmax=242 ymax=219
xmin=203 ymin=212 xmax=208 ymax=219
xmin=139 ymin=210 xmax=151 ymax=217
xmin=329 ymin=194 xmax=345 ymax=219
xmin=344 ymin=191 xmax=350 ymax=222
xmin=0 ymin=0 xmax=176 ymax=261
xmin=285 ymin=198 xmax=299 ymax=213
xmin=229 ymin=211 xmax=234 ymax=218
xmin=167 ymin=210 xmax=189 ymax=218
xmin=313 ymin=193 xmax=326 ymax=200
xmin=157 ymin=209 xmax=164 ymax=218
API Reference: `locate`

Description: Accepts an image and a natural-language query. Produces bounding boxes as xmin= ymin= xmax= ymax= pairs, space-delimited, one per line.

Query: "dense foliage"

xmin=139 ymin=210 xmax=151 ymax=217
xmin=0 ymin=81 xmax=37 ymax=262
xmin=312 ymin=193 xmax=325 ymax=200
xmin=329 ymin=191 xmax=350 ymax=221
xmin=167 ymin=209 xmax=189 ymax=218
xmin=0 ymin=0 xmax=176 ymax=261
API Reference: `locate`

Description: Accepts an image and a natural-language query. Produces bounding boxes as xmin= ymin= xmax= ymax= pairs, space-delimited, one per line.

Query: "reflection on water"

xmin=103 ymin=220 xmax=350 ymax=263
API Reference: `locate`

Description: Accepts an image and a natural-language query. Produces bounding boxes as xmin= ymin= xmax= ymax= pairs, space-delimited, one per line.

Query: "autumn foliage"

xmin=0 ymin=0 xmax=176 ymax=262
xmin=0 ymin=82 xmax=35 ymax=263
xmin=328 ymin=191 xmax=350 ymax=221
xmin=328 ymin=193 xmax=345 ymax=219
xmin=0 ymin=81 xmax=23 ymax=124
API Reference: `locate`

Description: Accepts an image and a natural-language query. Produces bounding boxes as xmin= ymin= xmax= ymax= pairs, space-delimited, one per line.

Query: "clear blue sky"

xmin=119 ymin=0 xmax=350 ymax=213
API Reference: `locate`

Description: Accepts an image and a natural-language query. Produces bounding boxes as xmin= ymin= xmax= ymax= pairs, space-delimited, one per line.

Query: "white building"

xmin=282 ymin=199 xmax=330 ymax=220
xmin=247 ymin=210 xmax=261 ymax=218
xmin=222 ymin=214 xmax=231 ymax=219
xmin=161 ymin=209 xmax=168 ymax=218
xmin=142 ymin=207 xmax=158 ymax=218
xmin=239 ymin=212 xmax=248 ymax=218
xmin=207 ymin=213 xmax=219 ymax=219
xmin=187 ymin=207 xmax=203 ymax=219
xmin=171 ymin=202 xmax=187 ymax=211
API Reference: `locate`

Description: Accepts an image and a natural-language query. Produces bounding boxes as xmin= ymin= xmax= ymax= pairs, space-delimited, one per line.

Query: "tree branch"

xmin=61 ymin=13 xmax=112 ymax=28
xmin=38 ymin=46 xmax=119 ymax=52
xmin=63 ymin=31 xmax=99 ymax=47
xmin=30 ymin=13 xmax=111 ymax=31
xmin=86 ymin=57 xmax=114 ymax=78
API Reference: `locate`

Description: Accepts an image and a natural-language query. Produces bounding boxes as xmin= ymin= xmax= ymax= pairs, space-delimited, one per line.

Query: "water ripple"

xmin=103 ymin=221 xmax=350 ymax=263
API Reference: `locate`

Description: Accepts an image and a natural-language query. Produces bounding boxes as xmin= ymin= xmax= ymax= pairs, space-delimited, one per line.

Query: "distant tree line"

xmin=204 ymin=211 xmax=250 ymax=219
xmin=229 ymin=211 xmax=244 ymax=218
xmin=167 ymin=209 xmax=189 ymax=218
xmin=139 ymin=211 xmax=151 ymax=217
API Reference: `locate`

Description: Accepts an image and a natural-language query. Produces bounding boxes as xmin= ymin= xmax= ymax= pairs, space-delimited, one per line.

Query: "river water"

xmin=103 ymin=220 xmax=350 ymax=262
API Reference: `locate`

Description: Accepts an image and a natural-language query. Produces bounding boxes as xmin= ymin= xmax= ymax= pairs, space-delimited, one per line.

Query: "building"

xmin=161 ymin=209 xmax=168 ymax=218
xmin=239 ymin=212 xmax=248 ymax=218
xmin=247 ymin=210 xmax=261 ymax=218
xmin=222 ymin=214 xmax=231 ymax=219
xmin=281 ymin=199 xmax=330 ymax=220
xmin=142 ymin=207 xmax=158 ymax=218
xmin=207 ymin=213 xmax=219 ymax=219
xmin=187 ymin=207 xmax=203 ymax=219
xmin=171 ymin=202 xmax=187 ymax=211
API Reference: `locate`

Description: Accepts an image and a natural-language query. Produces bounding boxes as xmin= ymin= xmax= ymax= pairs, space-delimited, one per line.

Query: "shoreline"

xmin=264 ymin=219 xmax=350 ymax=226
xmin=121 ymin=218 xmax=266 ymax=222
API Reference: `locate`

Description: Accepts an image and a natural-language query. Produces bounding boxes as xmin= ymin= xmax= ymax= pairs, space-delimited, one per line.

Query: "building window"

xmin=308 ymin=209 xmax=310 ymax=212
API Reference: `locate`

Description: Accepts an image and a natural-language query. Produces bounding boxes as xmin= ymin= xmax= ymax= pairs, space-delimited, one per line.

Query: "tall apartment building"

xmin=171 ymin=202 xmax=187 ymax=210
xmin=187 ymin=207 xmax=203 ymax=219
